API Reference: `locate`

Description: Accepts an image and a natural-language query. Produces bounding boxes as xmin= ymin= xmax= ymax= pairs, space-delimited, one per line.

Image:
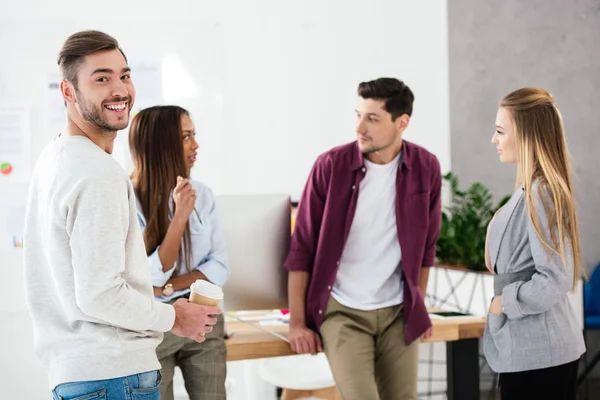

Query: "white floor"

xmin=173 ymin=360 xmax=279 ymax=400
xmin=171 ymin=349 xmax=449 ymax=400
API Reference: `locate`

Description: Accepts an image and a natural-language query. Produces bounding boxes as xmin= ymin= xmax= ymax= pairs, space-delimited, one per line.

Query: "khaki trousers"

xmin=157 ymin=313 xmax=227 ymax=400
xmin=320 ymin=296 xmax=419 ymax=400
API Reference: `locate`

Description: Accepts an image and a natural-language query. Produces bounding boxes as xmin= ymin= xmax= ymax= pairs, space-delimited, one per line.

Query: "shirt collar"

xmin=350 ymin=140 xmax=412 ymax=171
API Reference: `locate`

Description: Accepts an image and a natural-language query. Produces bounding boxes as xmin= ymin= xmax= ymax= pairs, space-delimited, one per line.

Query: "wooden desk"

xmin=225 ymin=315 xmax=485 ymax=361
xmin=225 ymin=314 xmax=486 ymax=400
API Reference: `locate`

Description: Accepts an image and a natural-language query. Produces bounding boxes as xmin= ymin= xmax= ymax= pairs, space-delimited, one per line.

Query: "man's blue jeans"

xmin=51 ymin=370 xmax=161 ymax=400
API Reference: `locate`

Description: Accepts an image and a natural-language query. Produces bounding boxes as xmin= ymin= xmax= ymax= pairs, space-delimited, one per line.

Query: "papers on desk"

xmin=228 ymin=310 xmax=289 ymax=325
xmin=429 ymin=311 xmax=481 ymax=320
xmin=226 ymin=310 xmax=290 ymax=343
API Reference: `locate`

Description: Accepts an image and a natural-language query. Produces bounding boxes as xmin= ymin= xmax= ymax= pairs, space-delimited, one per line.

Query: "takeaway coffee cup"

xmin=189 ymin=279 xmax=224 ymax=336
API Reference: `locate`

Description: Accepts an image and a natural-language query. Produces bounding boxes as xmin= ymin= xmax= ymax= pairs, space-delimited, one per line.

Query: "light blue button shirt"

xmin=136 ymin=180 xmax=230 ymax=302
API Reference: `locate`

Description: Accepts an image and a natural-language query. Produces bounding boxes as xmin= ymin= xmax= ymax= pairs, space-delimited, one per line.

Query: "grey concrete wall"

xmin=448 ymin=0 xmax=600 ymax=275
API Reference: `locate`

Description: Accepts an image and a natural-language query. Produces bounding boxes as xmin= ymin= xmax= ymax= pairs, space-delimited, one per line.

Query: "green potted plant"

xmin=436 ymin=172 xmax=511 ymax=272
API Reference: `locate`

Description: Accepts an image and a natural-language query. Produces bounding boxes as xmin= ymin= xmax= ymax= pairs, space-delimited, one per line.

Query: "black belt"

xmin=494 ymin=267 xmax=536 ymax=296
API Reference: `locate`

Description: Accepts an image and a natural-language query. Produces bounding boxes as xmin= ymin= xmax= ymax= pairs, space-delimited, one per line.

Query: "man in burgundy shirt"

xmin=284 ymin=77 xmax=442 ymax=399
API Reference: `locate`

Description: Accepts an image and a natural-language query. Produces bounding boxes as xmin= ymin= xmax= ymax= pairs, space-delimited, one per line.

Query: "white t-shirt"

xmin=23 ymin=135 xmax=175 ymax=389
xmin=332 ymin=152 xmax=403 ymax=310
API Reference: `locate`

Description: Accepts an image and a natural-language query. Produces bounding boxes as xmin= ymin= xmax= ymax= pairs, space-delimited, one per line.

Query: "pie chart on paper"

xmin=0 ymin=162 xmax=13 ymax=175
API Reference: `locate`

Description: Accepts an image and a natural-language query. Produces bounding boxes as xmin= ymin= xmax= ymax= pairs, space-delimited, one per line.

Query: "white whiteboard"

xmin=0 ymin=0 xmax=450 ymax=200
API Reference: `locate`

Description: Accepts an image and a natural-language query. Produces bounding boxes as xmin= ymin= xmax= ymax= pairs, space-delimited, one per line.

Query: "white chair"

xmin=258 ymin=353 xmax=341 ymax=400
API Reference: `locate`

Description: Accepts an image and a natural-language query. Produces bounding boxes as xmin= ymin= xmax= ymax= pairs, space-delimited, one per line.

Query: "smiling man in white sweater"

xmin=23 ymin=30 xmax=221 ymax=400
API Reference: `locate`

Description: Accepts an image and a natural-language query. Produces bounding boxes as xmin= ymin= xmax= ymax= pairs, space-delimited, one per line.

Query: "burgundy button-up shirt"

xmin=284 ymin=140 xmax=442 ymax=344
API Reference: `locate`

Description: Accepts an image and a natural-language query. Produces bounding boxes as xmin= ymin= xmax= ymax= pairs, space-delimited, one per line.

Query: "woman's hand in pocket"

xmin=489 ymin=295 xmax=503 ymax=315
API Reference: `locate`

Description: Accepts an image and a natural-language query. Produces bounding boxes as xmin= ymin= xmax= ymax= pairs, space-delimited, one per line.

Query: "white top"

xmin=332 ymin=152 xmax=403 ymax=310
xmin=23 ymin=135 xmax=175 ymax=389
xmin=136 ymin=180 xmax=230 ymax=301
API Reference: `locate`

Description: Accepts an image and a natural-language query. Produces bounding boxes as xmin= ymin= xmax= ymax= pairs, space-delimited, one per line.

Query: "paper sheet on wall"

xmin=0 ymin=105 xmax=30 ymax=183
xmin=0 ymin=202 xmax=25 ymax=251
xmin=128 ymin=50 xmax=163 ymax=113
xmin=113 ymin=50 xmax=163 ymax=174
xmin=45 ymin=72 xmax=67 ymax=125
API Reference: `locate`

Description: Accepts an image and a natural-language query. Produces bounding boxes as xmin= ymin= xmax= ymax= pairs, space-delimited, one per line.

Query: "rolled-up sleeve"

xmin=136 ymin=213 xmax=177 ymax=287
xmin=284 ymin=154 xmax=331 ymax=272
xmin=147 ymin=246 xmax=177 ymax=287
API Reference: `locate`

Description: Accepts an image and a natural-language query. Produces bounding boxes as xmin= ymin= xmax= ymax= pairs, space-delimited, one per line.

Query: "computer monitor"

xmin=214 ymin=193 xmax=291 ymax=311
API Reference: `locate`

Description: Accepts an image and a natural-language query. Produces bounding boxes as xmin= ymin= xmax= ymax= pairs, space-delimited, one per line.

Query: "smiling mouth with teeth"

xmin=104 ymin=103 xmax=127 ymax=112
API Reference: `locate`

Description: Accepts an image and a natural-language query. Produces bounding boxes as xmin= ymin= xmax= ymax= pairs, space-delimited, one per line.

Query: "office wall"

xmin=448 ymin=0 xmax=600 ymax=275
xmin=0 ymin=0 xmax=450 ymax=200
xmin=0 ymin=1 xmax=451 ymax=398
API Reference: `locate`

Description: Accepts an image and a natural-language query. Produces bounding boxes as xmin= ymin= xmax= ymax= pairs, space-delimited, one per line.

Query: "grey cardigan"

xmin=483 ymin=185 xmax=585 ymax=373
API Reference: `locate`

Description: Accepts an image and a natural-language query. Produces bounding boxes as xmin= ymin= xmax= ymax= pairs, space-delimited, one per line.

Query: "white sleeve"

xmin=65 ymin=176 xmax=175 ymax=332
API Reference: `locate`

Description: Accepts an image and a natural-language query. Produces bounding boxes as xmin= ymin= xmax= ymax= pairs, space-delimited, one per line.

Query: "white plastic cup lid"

xmin=190 ymin=279 xmax=224 ymax=300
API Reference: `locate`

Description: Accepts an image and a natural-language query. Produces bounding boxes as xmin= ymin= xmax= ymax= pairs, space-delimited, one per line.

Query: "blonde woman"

xmin=483 ymin=88 xmax=585 ymax=399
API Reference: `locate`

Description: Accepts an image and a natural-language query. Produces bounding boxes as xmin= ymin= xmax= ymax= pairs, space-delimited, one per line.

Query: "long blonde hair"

xmin=501 ymin=88 xmax=581 ymax=288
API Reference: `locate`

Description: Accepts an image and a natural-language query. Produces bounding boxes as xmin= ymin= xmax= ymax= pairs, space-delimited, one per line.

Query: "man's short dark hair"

xmin=357 ymin=77 xmax=414 ymax=120
xmin=57 ymin=30 xmax=127 ymax=89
